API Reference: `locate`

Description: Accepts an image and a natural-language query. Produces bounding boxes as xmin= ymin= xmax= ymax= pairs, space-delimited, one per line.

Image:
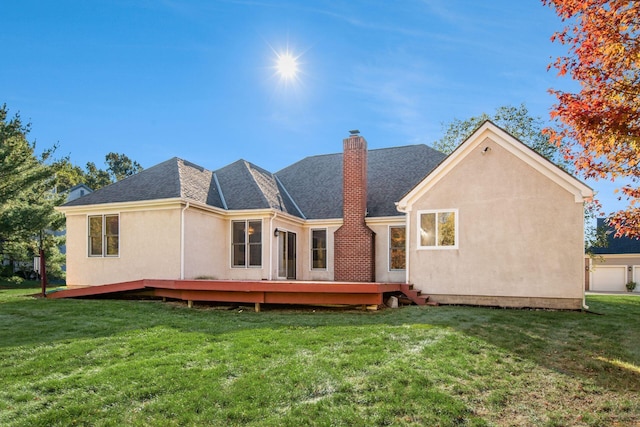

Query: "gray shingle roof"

xmin=275 ymin=144 xmax=446 ymax=219
xmin=63 ymin=157 xmax=182 ymax=206
xmin=590 ymin=218 xmax=640 ymax=254
xmin=63 ymin=144 xmax=446 ymax=219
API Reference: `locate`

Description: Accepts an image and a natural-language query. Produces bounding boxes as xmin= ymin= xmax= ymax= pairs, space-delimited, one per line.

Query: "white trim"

xmin=404 ymin=208 xmax=411 ymax=284
xmin=416 ymin=209 xmax=459 ymax=250
xmin=275 ymin=227 xmax=297 ymax=279
xmin=397 ymin=122 xmax=593 ymax=210
xmin=387 ymin=224 xmax=406 ymax=272
xmin=180 ymin=202 xmax=190 ymax=280
xmin=633 ymin=266 xmax=640 ymax=290
xmin=309 ymin=228 xmax=328 ymax=271
xmin=588 ymin=253 xmax=640 ymax=260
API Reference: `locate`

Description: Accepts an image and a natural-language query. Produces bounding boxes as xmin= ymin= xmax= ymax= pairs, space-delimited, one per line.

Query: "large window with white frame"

xmin=418 ymin=209 xmax=458 ymax=249
xmin=311 ymin=229 xmax=327 ymax=270
xmin=232 ymin=220 xmax=262 ymax=267
xmin=88 ymin=214 xmax=119 ymax=257
xmin=389 ymin=226 xmax=406 ymax=270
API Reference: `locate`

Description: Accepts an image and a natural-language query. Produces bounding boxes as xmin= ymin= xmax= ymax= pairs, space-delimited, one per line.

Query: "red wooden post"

xmin=40 ymin=248 xmax=47 ymax=297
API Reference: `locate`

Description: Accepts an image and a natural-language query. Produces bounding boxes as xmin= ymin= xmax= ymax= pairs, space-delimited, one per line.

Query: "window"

xmin=232 ymin=220 xmax=262 ymax=267
xmin=311 ymin=229 xmax=327 ymax=270
xmin=418 ymin=210 xmax=457 ymax=249
xmin=389 ymin=226 xmax=406 ymax=270
xmin=88 ymin=214 xmax=119 ymax=257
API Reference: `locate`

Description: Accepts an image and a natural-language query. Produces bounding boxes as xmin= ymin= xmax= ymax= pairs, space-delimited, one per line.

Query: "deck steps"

xmin=399 ymin=284 xmax=430 ymax=306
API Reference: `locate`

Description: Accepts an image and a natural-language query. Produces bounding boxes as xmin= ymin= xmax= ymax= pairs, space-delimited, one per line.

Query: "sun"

xmin=275 ymin=51 xmax=299 ymax=80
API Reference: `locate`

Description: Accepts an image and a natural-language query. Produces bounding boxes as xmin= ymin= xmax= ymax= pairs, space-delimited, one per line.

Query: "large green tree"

xmin=0 ymin=104 xmax=65 ymax=278
xmin=57 ymin=152 xmax=144 ymax=192
xmin=0 ymin=104 xmax=54 ymax=211
xmin=433 ymin=104 xmax=569 ymax=169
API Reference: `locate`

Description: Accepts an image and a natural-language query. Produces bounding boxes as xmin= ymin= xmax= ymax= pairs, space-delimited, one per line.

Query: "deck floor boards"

xmin=47 ymin=279 xmax=404 ymax=308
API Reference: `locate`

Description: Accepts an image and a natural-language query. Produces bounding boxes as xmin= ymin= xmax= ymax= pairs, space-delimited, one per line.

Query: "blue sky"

xmin=0 ymin=0 xmax=626 ymax=215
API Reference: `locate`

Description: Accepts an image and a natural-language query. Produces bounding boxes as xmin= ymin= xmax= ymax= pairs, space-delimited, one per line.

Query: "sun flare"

xmin=276 ymin=51 xmax=299 ymax=80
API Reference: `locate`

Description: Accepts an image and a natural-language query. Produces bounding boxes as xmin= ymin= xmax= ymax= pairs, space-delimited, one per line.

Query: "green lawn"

xmin=1 ymin=282 xmax=638 ymax=426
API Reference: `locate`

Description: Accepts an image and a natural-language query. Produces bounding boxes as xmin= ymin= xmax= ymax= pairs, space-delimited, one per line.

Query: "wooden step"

xmin=399 ymin=284 xmax=430 ymax=306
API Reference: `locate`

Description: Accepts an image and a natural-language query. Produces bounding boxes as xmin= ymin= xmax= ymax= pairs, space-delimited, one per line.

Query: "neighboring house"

xmin=67 ymin=184 xmax=93 ymax=201
xmin=586 ymin=218 xmax=640 ymax=292
xmin=57 ymin=184 xmax=94 ymax=270
xmin=57 ymin=121 xmax=593 ymax=309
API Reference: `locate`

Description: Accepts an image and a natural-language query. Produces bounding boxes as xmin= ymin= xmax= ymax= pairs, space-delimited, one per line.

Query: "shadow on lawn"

xmin=1 ymin=290 xmax=638 ymax=395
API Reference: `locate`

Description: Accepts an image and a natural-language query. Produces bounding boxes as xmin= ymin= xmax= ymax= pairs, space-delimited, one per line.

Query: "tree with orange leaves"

xmin=543 ymin=0 xmax=640 ymax=238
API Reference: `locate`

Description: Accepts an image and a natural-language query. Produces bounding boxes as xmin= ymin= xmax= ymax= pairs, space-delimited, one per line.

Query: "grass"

xmin=1 ymin=281 xmax=639 ymax=426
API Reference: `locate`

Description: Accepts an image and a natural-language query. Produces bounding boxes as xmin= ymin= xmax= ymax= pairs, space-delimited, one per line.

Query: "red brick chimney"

xmin=334 ymin=133 xmax=376 ymax=282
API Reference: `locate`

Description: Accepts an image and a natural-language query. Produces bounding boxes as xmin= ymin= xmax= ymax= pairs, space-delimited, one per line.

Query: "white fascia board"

xmin=55 ymin=198 xmax=186 ymax=215
xmin=397 ymin=121 xmax=594 ymax=211
xmin=365 ymin=215 xmax=407 ymax=225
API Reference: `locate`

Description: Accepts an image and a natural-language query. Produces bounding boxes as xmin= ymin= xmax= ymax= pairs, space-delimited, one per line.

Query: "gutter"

xmin=180 ymin=201 xmax=190 ymax=280
xmin=395 ymin=202 xmax=411 ymax=284
xmin=583 ymin=257 xmax=591 ymax=310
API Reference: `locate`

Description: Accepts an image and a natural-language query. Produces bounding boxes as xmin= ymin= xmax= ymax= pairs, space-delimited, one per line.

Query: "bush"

xmin=5 ymin=276 xmax=25 ymax=285
xmin=626 ymin=281 xmax=637 ymax=292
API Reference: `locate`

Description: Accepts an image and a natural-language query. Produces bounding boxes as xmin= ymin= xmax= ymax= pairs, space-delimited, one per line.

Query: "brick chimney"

xmin=334 ymin=133 xmax=376 ymax=282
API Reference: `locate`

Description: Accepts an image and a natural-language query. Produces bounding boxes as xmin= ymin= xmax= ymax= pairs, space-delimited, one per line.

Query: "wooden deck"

xmin=46 ymin=279 xmax=428 ymax=311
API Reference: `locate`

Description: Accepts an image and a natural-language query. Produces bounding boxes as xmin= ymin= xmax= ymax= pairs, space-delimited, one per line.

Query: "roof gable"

xmin=397 ymin=121 xmax=593 ymax=210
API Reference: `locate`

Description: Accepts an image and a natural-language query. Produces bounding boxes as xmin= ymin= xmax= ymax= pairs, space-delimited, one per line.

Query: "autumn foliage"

xmin=543 ymin=0 xmax=640 ymax=238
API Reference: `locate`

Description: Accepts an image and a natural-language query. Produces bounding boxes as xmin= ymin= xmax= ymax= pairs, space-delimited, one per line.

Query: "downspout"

xmin=180 ymin=201 xmax=190 ymax=280
xmin=269 ymin=211 xmax=277 ymax=280
xmin=582 ymin=200 xmax=590 ymax=311
xmin=404 ymin=208 xmax=411 ymax=284
xmin=396 ymin=202 xmax=410 ymax=284
xmin=583 ymin=256 xmax=591 ymax=310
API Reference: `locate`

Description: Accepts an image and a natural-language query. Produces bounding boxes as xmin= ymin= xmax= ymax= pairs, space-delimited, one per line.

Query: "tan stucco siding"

xmin=183 ymin=208 xmax=227 ymax=279
xmin=368 ymin=222 xmax=406 ymax=283
xmin=408 ymin=139 xmax=585 ymax=301
xmin=65 ymin=208 xmax=182 ymax=287
xmin=303 ymin=224 xmax=337 ymax=281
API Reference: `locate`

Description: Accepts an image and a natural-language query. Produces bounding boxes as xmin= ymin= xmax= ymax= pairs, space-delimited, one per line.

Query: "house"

xmin=586 ymin=218 xmax=640 ymax=292
xmin=58 ymin=184 xmax=94 ymax=263
xmin=57 ymin=121 xmax=593 ymax=309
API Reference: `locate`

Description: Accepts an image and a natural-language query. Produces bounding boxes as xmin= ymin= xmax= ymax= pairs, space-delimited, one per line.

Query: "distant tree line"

xmin=0 ymin=103 xmax=142 ymax=282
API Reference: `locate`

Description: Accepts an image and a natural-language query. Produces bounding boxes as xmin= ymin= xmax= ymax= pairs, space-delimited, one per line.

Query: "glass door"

xmin=278 ymin=231 xmax=297 ymax=280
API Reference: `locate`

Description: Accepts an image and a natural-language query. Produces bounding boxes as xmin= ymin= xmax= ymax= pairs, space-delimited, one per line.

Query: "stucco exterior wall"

xmin=183 ymin=208 xmax=227 ymax=279
xmin=368 ymin=221 xmax=406 ymax=283
xmin=65 ymin=207 xmax=182 ymax=287
xmin=303 ymin=224 xmax=337 ymax=281
xmin=407 ymin=138 xmax=585 ymax=308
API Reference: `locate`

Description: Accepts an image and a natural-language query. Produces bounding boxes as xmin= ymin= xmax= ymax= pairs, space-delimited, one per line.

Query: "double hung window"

xmin=311 ymin=229 xmax=327 ymax=270
xmin=389 ymin=226 xmax=406 ymax=270
xmin=88 ymin=214 xmax=119 ymax=257
xmin=232 ymin=220 xmax=262 ymax=267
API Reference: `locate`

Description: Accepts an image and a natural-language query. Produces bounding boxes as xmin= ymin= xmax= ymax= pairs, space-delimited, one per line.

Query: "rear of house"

xmin=58 ymin=122 xmax=593 ymax=309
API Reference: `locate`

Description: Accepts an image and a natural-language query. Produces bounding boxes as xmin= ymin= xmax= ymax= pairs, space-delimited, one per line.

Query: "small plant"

xmin=625 ymin=281 xmax=637 ymax=292
xmin=6 ymin=275 xmax=25 ymax=285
